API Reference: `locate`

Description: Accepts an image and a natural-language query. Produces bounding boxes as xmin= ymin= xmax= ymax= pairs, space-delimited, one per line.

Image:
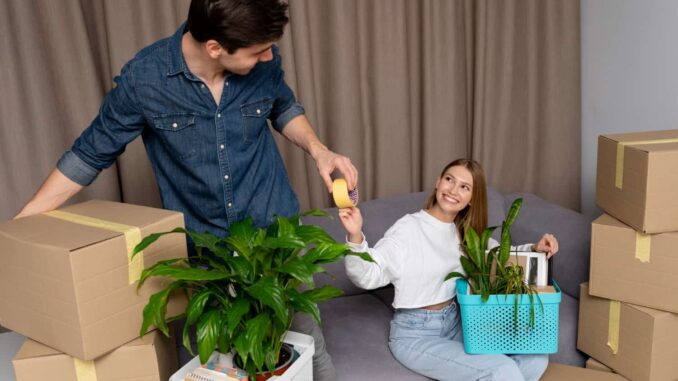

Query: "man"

xmin=16 ymin=1 xmax=355 ymax=380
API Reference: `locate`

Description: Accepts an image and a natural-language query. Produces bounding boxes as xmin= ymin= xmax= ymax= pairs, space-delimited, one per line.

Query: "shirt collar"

xmin=166 ymin=22 xmax=199 ymax=80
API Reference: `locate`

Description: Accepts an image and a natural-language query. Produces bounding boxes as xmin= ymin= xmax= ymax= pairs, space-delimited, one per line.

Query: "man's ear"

xmin=205 ymin=40 xmax=223 ymax=59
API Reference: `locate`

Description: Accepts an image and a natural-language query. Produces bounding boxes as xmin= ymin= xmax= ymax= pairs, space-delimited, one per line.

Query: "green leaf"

xmin=287 ymin=289 xmax=321 ymax=323
xmin=225 ymin=298 xmax=251 ymax=335
xmin=244 ymin=276 xmax=288 ymax=325
xmin=459 ymin=256 xmax=476 ymax=277
xmin=224 ymin=235 xmax=253 ymax=261
xmin=141 ymin=265 xmax=231 ymax=285
xmin=505 ymin=198 xmax=523 ymax=226
xmin=196 ymin=309 xmax=222 ymax=364
xmin=302 ymin=284 xmax=343 ymax=302
xmin=499 ymin=222 xmax=512 ymax=265
xmin=139 ymin=282 xmax=182 ymax=337
xmin=262 ymin=236 xmax=306 ymax=249
xmin=444 ymin=271 xmax=466 ymax=281
xmin=234 ymin=313 xmax=271 ymax=371
xmin=464 ymin=227 xmax=482 ymax=269
xmin=302 ymin=243 xmax=346 ymax=264
xmin=301 ymin=208 xmax=331 ymax=218
xmin=132 ymin=227 xmax=186 ymax=258
xmin=295 ymin=225 xmax=336 ymax=245
xmin=185 ymin=289 xmax=213 ymax=326
xmin=278 ymin=257 xmax=321 ymax=286
xmin=136 ymin=258 xmax=188 ymax=290
xmin=345 ymin=250 xmax=375 ymax=263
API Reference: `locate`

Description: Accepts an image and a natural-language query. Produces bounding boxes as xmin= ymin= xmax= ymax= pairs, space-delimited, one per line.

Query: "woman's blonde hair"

xmin=425 ymin=159 xmax=488 ymax=243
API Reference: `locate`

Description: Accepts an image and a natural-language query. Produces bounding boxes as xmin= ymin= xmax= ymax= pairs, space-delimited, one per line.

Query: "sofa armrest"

xmin=504 ymin=193 xmax=595 ymax=299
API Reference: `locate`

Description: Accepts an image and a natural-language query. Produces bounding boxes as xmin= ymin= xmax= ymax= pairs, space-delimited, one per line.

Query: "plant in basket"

xmin=131 ymin=209 xmax=372 ymax=379
xmin=446 ymin=198 xmax=542 ymax=329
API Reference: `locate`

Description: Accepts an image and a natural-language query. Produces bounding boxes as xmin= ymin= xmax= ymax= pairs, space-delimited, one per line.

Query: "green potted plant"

xmin=131 ymin=209 xmax=373 ymax=379
xmin=445 ymin=198 xmax=562 ymax=354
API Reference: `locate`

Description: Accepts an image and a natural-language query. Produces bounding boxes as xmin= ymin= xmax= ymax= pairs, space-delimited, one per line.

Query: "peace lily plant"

xmin=132 ymin=210 xmax=372 ymax=378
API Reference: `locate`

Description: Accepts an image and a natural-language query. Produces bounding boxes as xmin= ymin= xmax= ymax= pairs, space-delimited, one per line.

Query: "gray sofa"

xmin=304 ymin=187 xmax=594 ymax=381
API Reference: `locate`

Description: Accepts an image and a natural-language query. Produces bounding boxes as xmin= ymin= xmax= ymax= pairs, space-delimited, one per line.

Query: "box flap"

xmin=604 ymin=129 xmax=678 ymax=144
xmin=581 ymin=283 xmax=672 ymax=319
xmin=14 ymin=339 xmax=62 ymax=360
xmin=62 ymin=200 xmax=183 ymax=230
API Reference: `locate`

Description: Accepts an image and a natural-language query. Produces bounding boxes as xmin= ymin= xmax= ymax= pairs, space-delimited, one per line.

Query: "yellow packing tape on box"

xmin=615 ymin=138 xmax=678 ymax=189
xmin=73 ymin=358 xmax=98 ymax=381
xmin=44 ymin=210 xmax=144 ymax=284
xmin=606 ymin=300 xmax=621 ymax=355
xmin=635 ymin=232 xmax=651 ymax=263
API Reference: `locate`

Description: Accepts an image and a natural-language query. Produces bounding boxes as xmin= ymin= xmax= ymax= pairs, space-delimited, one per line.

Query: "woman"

xmin=338 ymin=159 xmax=558 ymax=381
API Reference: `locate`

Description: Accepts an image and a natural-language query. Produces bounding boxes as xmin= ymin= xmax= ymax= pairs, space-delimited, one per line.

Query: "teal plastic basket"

xmin=455 ymin=278 xmax=561 ymax=354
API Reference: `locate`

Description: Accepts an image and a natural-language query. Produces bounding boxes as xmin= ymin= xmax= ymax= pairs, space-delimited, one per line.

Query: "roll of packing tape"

xmin=332 ymin=178 xmax=358 ymax=208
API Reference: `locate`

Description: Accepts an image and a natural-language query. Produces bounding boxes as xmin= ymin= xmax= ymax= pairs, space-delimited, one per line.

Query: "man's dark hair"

xmin=187 ymin=0 xmax=289 ymax=54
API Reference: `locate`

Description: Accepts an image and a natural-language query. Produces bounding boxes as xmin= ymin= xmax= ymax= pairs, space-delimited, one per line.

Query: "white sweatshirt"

xmin=344 ymin=210 xmax=533 ymax=309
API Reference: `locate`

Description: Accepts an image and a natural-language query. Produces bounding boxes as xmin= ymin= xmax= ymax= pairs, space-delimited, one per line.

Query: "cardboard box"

xmin=590 ymin=214 xmax=678 ymax=313
xmin=541 ymin=363 xmax=628 ymax=381
xmin=12 ymin=331 xmax=178 ymax=381
xmin=577 ymin=283 xmax=678 ymax=381
xmin=595 ymin=129 xmax=678 ymax=233
xmin=586 ymin=357 xmax=614 ymax=373
xmin=0 ymin=200 xmax=187 ymax=360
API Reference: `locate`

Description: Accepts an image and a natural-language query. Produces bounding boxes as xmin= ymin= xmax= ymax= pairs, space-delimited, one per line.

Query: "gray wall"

xmin=581 ymin=0 xmax=678 ymax=217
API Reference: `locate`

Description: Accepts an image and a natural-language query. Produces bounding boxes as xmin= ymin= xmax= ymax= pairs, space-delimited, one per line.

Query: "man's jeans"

xmin=388 ymin=301 xmax=548 ymax=381
xmin=291 ymin=312 xmax=337 ymax=381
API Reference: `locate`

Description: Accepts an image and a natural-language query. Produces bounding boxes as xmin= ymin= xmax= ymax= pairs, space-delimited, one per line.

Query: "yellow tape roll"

xmin=332 ymin=178 xmax=358 ymax=208
xmin=44 ymin=210 xmax=144 ymax=284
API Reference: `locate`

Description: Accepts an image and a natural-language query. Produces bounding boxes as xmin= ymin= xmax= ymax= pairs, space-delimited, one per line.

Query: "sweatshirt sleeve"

xmin=344 ymin=229 xmax=404 ymax=290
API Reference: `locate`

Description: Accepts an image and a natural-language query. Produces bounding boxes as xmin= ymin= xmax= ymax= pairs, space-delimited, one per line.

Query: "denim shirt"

xmin=57 ymin=24 xmax=302 ymax=236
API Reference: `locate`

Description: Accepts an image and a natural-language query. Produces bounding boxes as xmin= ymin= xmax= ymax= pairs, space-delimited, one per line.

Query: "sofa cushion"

xmin=551 ymin=292 xmax=586 ymax=367
xmin=319 ymin=294 xmax=428 ymax=381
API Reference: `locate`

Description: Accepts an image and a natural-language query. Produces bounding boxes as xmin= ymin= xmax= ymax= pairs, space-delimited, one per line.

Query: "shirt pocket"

xmin=240 ymin=98 xmax=273 ymax=143
xmin=151 ymin=113 xmax=198 ymax=159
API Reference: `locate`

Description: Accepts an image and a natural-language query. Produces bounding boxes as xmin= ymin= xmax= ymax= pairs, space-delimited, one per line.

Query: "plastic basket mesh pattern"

xmin=459 ymin=301 xmax=560 ymax=354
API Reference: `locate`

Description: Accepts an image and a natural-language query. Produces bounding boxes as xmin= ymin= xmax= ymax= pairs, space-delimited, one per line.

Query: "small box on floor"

xmin=595 ymin=128 xmax=678 ymax=233
xmin=0 ymin=200 xmax=188 ymax=360
xmin=589 ymin=214 xmax=678 ymax=313
xmin=12 ymin=331 xmax=178 ymax=381
xmin=541 ymin=363 xmax=628 ymax=381
xmin=577 ymin=283 xmax=678 ymax=381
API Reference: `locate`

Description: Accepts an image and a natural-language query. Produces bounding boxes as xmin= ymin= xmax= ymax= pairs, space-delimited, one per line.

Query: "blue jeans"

xmin=388 ymin=301 xmax=548 ymax=381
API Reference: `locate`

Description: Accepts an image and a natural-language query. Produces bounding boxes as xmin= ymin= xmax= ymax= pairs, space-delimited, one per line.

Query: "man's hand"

xmin=14 ymin=168 xmax=83 ymax=219
xmin=312 ymin=147 xmax=358 ymax=193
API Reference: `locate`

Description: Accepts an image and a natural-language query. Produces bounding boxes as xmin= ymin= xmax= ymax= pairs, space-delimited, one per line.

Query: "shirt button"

xmin=200 ymin=84 xmax=205 ymax=88
xmin=228 ymin=202 xmax=232 ymax=208
xmin=226 ymin=81 xmax=229 ymax=87
xmin=172 ymin=122 xmax=178 ymax=128
xmin=220 ymin=144 xmax=225 ymax=150
xmin=256 ymin=109 xmax=261 ymax=115
xmin=217 ymin=113 xmax=221 ymax=118
xmin=224 ymin=175 xmax=229 ymax=180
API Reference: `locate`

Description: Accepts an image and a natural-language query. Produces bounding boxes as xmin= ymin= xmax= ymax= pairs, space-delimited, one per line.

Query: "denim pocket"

xmin=151 ymin=113 xmax=198 ymax=159
xmin=240 ymin=98 xmax=273 ymax=143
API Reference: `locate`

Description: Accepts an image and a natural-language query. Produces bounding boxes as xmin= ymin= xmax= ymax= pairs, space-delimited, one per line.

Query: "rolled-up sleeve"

xmin=57 ymin=61 xmax=146 ymax=185
xmin=268 ymin=46 xmax=305 ymax=133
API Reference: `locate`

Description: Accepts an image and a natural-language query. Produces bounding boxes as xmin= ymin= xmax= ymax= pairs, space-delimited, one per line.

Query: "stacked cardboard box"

xmin=578 ymin=129 xmax=678 ymax=381
xmin=0 ymin=200 xmax=187 ymax=380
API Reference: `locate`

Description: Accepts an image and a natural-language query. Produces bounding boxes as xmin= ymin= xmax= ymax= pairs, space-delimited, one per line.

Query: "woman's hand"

xmin=532 ymin=233 xmax=559 ymax=258
xmin=338 ymin=207 xmax=364 ymax=244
